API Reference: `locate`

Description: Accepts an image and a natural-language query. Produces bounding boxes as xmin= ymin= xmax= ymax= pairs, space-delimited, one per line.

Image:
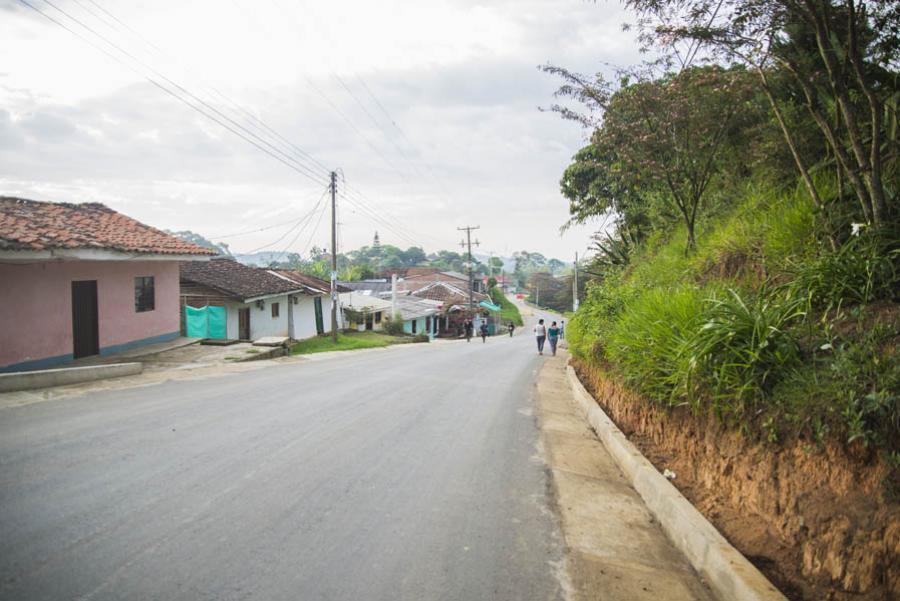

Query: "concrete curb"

xmin=0 ymin=363 xmax=143 ymax=393
xmin=565 ymin=364 xmax=786 ymax=601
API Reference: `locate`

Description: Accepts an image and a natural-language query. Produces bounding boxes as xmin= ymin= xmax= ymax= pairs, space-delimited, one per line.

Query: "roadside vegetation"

xmin=489 ymin=287 xmax=523 ymax=326
xmin=546 ymin=1 xmax=899 ymax=469
xmin=290 ymin=331 xmax=424 ymax=355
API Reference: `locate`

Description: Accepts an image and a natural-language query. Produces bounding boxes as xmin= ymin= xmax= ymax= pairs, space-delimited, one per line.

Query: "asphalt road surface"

xmin=0 ymin=325 xmax=568 ymax=600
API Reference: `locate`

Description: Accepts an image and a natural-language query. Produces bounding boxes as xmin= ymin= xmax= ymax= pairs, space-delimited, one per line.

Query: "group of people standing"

xmin=532 ymin=319 xmax=563 ymax=356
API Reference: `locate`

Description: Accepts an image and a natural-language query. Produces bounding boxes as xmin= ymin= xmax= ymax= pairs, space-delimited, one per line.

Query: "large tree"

xmin=624 ymin=0 xmax=900 ymax=228
xmin=547 ymin=64 xmax=756 ymax=251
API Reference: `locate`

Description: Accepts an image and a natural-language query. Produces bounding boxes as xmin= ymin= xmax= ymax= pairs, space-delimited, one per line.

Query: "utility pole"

xmin=573 ymin=252 xmax=579 ymax=312
xmin=457 ymin=225 xmax=480 ymax=310
xmin=330 ymin=171 xmax=338 ymax=343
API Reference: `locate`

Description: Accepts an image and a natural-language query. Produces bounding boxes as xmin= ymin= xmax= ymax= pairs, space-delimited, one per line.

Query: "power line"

xmin=22 ymin=0 xmax=451 ymax=254
xmin=244 ymin=189 xmax=328 ymax=254
xmin=22 ymin=0 xmax=328 ymax=186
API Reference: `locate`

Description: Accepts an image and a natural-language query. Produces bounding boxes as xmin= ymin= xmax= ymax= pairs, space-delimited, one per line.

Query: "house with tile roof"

xmin=179 ymin=259 xmax=342 ymax=341
xmin=0 ymin=197 xmax=215 ymax=371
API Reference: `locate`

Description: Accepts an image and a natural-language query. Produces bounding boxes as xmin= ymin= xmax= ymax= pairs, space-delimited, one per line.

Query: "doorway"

xmin=71 ymin=280 xmax=99 ymax=359
xmin=238 ymin=307 xmax=251 ymax=340
xmin=313 ymin=297 xmax=325 ymax=335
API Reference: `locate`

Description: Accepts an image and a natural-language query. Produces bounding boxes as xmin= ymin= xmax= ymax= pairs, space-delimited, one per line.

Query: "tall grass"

xmin=686 ymin=289 xmax=806 ymax=419
xmin=787 ymin=231 xmax=900 ymax=312
xmin=605 ymin=286 xmax=705 ymax=405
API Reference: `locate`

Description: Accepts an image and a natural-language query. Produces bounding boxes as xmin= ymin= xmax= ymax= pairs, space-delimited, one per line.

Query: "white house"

xmin=179 ymin=259 xmax=339 ymax=341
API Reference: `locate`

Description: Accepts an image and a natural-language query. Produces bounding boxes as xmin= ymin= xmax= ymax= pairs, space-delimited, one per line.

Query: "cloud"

xmin=0 ymin=0 xmax=641 ymax=259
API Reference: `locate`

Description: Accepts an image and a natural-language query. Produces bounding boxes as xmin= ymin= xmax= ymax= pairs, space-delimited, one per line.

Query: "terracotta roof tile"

xmin=180 ymin=259 xmax=306 ymax=301
xmin=0 ymin=197 xmax=216 ymax=256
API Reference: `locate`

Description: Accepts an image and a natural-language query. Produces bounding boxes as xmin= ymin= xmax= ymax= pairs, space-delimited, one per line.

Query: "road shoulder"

xmin=535 ymin=350 xmax=713 ymax=601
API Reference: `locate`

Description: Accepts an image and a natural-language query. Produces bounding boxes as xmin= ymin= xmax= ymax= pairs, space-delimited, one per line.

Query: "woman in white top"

xmin=533 ymin=319 xmax=547 ymax=355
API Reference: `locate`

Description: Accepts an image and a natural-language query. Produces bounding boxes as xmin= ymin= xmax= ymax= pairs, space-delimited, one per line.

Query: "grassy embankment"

xmin=569 ymin=183 xmax=899 ymax=462
xmin=291 ymin=331 xmax=416 ymax=354
xmin=490 ymin=287 xmax=523 ymax=326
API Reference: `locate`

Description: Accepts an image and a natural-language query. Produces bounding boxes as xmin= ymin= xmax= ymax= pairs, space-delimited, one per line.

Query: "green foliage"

xmin=489 ymin=288 xmax=523 ymax=326
xmin=568 ymin=177 xmax=900 ymax=459
xmin=771 ymin=317 xmax=900 ymax=452
xmin=686 ymin=289 xmax=805 ymax=417
xmin=787 ymin=232 xmax=900 ymax=312
xmin=382 ymin=314 xmax=406 ymax=336
xmin=605 ymin=285 xmax=705 ymax=404
xmin=291 ymin=332 xmax=399 ymax=354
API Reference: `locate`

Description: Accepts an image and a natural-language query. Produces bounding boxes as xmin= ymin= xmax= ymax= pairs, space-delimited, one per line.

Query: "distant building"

xmin=0 ymin=197 xmax=215 ymax=371
xmin=179 ymin=260 xmax=342 ymax=341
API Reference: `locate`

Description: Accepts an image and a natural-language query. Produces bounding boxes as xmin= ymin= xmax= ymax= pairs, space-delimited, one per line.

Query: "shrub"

xmin=686 ymin=288 xmax=805 ymax=419
xmin=383 ymin=314 xmax=406 ymax=336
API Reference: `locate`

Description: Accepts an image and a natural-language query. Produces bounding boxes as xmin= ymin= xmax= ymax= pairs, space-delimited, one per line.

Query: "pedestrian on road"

xmin=548 ymin=321 xmax=560 ymax=356
xmin=560 ymin=320 xmax=565 ymax=340
xmin=465 ymin=320 xmax=473 ymax=342
xmin=507 ymin=322 xmax=515 ymax=337
xmin=534 ymin=319 xmax=546 ymax=355
xmin=479 ymin=322 xmax=488 ymax=343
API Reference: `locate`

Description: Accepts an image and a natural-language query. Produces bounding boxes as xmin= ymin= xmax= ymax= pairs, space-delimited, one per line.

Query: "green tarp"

xmin=478 ymin=300 xmax=502 ymax=312
xmin=185 ymin=305 xmax=227 ymax=339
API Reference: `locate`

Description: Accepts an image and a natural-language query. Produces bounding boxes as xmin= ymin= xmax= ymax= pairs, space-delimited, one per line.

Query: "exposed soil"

xmin=572 ymin=359 xmax=900 ymax=601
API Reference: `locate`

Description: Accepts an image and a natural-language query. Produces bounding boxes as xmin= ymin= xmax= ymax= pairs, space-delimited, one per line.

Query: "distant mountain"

xmin=168 ymin=230 xmax=229 ymax=255
xmin=230 ymin=252 xmax=289 ymax=266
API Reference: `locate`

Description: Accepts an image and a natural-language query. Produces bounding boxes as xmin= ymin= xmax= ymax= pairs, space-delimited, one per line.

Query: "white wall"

xmin=292 ymin=295 xmax=320 ymax=340
xmin=289 ymin=294 xmax=344 ymax=340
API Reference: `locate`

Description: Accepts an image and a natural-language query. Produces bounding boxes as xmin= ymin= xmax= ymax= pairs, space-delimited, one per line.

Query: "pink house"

xmin=0 ymin=197 xmax=215 ymax=372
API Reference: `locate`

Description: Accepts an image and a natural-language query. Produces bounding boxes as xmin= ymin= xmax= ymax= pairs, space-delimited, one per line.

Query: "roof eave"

xmin=0 ymin=248 xmax=214 ymax=262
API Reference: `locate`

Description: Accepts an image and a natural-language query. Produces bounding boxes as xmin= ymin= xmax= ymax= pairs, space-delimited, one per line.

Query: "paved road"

xmin=0 ymin=329 xmax=566 ymax=600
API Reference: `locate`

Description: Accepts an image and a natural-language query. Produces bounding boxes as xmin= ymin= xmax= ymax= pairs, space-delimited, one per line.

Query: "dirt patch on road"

xmin=572 ymin=359 xmax=900 ymax=601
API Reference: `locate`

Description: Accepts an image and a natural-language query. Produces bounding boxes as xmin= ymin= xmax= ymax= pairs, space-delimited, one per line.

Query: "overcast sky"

xmin=1 ymin=0 xmax=641 ymax=260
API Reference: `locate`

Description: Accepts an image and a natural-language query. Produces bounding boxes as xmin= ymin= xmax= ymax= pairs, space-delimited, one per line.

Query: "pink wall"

xmin=0 ymin=260 xmax=181 ymax=369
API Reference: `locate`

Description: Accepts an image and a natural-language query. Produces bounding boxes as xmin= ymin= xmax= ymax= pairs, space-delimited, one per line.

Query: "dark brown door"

xmin=71 ymin=280 xmax=99 ymax=359
xmin=238 ymin=308 xmax=250 ymax=340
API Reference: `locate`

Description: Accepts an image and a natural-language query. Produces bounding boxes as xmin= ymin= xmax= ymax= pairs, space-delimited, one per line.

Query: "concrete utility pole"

xmin=573 ymin=252 xmax=579 ymax=312
xmin=330 ymin=171 xmax=338 ymax=343
xmin=457 ymin=225 xmax=480 ymax=310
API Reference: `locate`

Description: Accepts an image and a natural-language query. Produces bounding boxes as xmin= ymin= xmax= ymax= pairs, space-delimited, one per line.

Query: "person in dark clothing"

xmin=548 ymin=321 xmax=560 ymax=356
xmin=507 ymin=322 xmax=515 ymax=337
xmin=479 ymin=322 xmax=488 ymax=343
xmin=464 ymin=320 xmax=473 ymax=342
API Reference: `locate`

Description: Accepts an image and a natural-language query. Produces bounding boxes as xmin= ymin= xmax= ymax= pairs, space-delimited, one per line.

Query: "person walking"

xmin=507 ymin=322 xmax=515 ymax=337
xmin=533 ymin=319 xmax=546 ymax=355
xmin=559 ymin=320 xmax=565 ymax=340
xmin=479 ymin=322 xmax=488 ymax=343
xmin=464 ymin=319 xmax=473 ymax=342
xmin=548 ymin=321 xmax=560 ymax=356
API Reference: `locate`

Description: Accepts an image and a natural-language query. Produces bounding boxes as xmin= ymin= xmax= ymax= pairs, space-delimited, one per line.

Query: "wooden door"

xmin=71 ymin=280 xmax=99 ymax=359
xmin=238 ymin=307 xmax=251 ymax=340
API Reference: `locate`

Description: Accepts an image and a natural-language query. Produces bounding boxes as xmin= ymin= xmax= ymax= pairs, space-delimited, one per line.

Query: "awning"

xmin=478 ymin=300 xmax=501 ymax=312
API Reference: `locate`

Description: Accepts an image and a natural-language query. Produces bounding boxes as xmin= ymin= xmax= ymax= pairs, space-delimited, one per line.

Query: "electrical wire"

xmin=22 ymin=0 xmax=454 ymax=254
xmin=244 ymin=188 xmax=327 ymax=254
xmin=21 ymin=0 xmax=327 ymax=186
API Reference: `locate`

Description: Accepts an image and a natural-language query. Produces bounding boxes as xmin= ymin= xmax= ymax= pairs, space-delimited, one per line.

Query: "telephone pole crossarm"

xmin=457 ymin=225 xmax=480 ymax=310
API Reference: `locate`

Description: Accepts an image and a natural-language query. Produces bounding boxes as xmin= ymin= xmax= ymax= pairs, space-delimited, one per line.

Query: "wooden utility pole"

xmin=573 ymin=252 xmax=579 ymax=312
xmin=457 ymin=225 xmax=480 ymax=310
xmin=330 ymin=171 xmax=338 ymax=343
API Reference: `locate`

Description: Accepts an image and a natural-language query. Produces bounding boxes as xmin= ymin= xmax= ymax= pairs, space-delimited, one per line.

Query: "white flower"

xmin=850 ymin=222 xmax=866 ymax=237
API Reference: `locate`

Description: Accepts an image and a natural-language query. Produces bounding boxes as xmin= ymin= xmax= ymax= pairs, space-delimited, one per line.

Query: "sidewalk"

xmin=535 ymin=350 xmax=713 ymax=601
